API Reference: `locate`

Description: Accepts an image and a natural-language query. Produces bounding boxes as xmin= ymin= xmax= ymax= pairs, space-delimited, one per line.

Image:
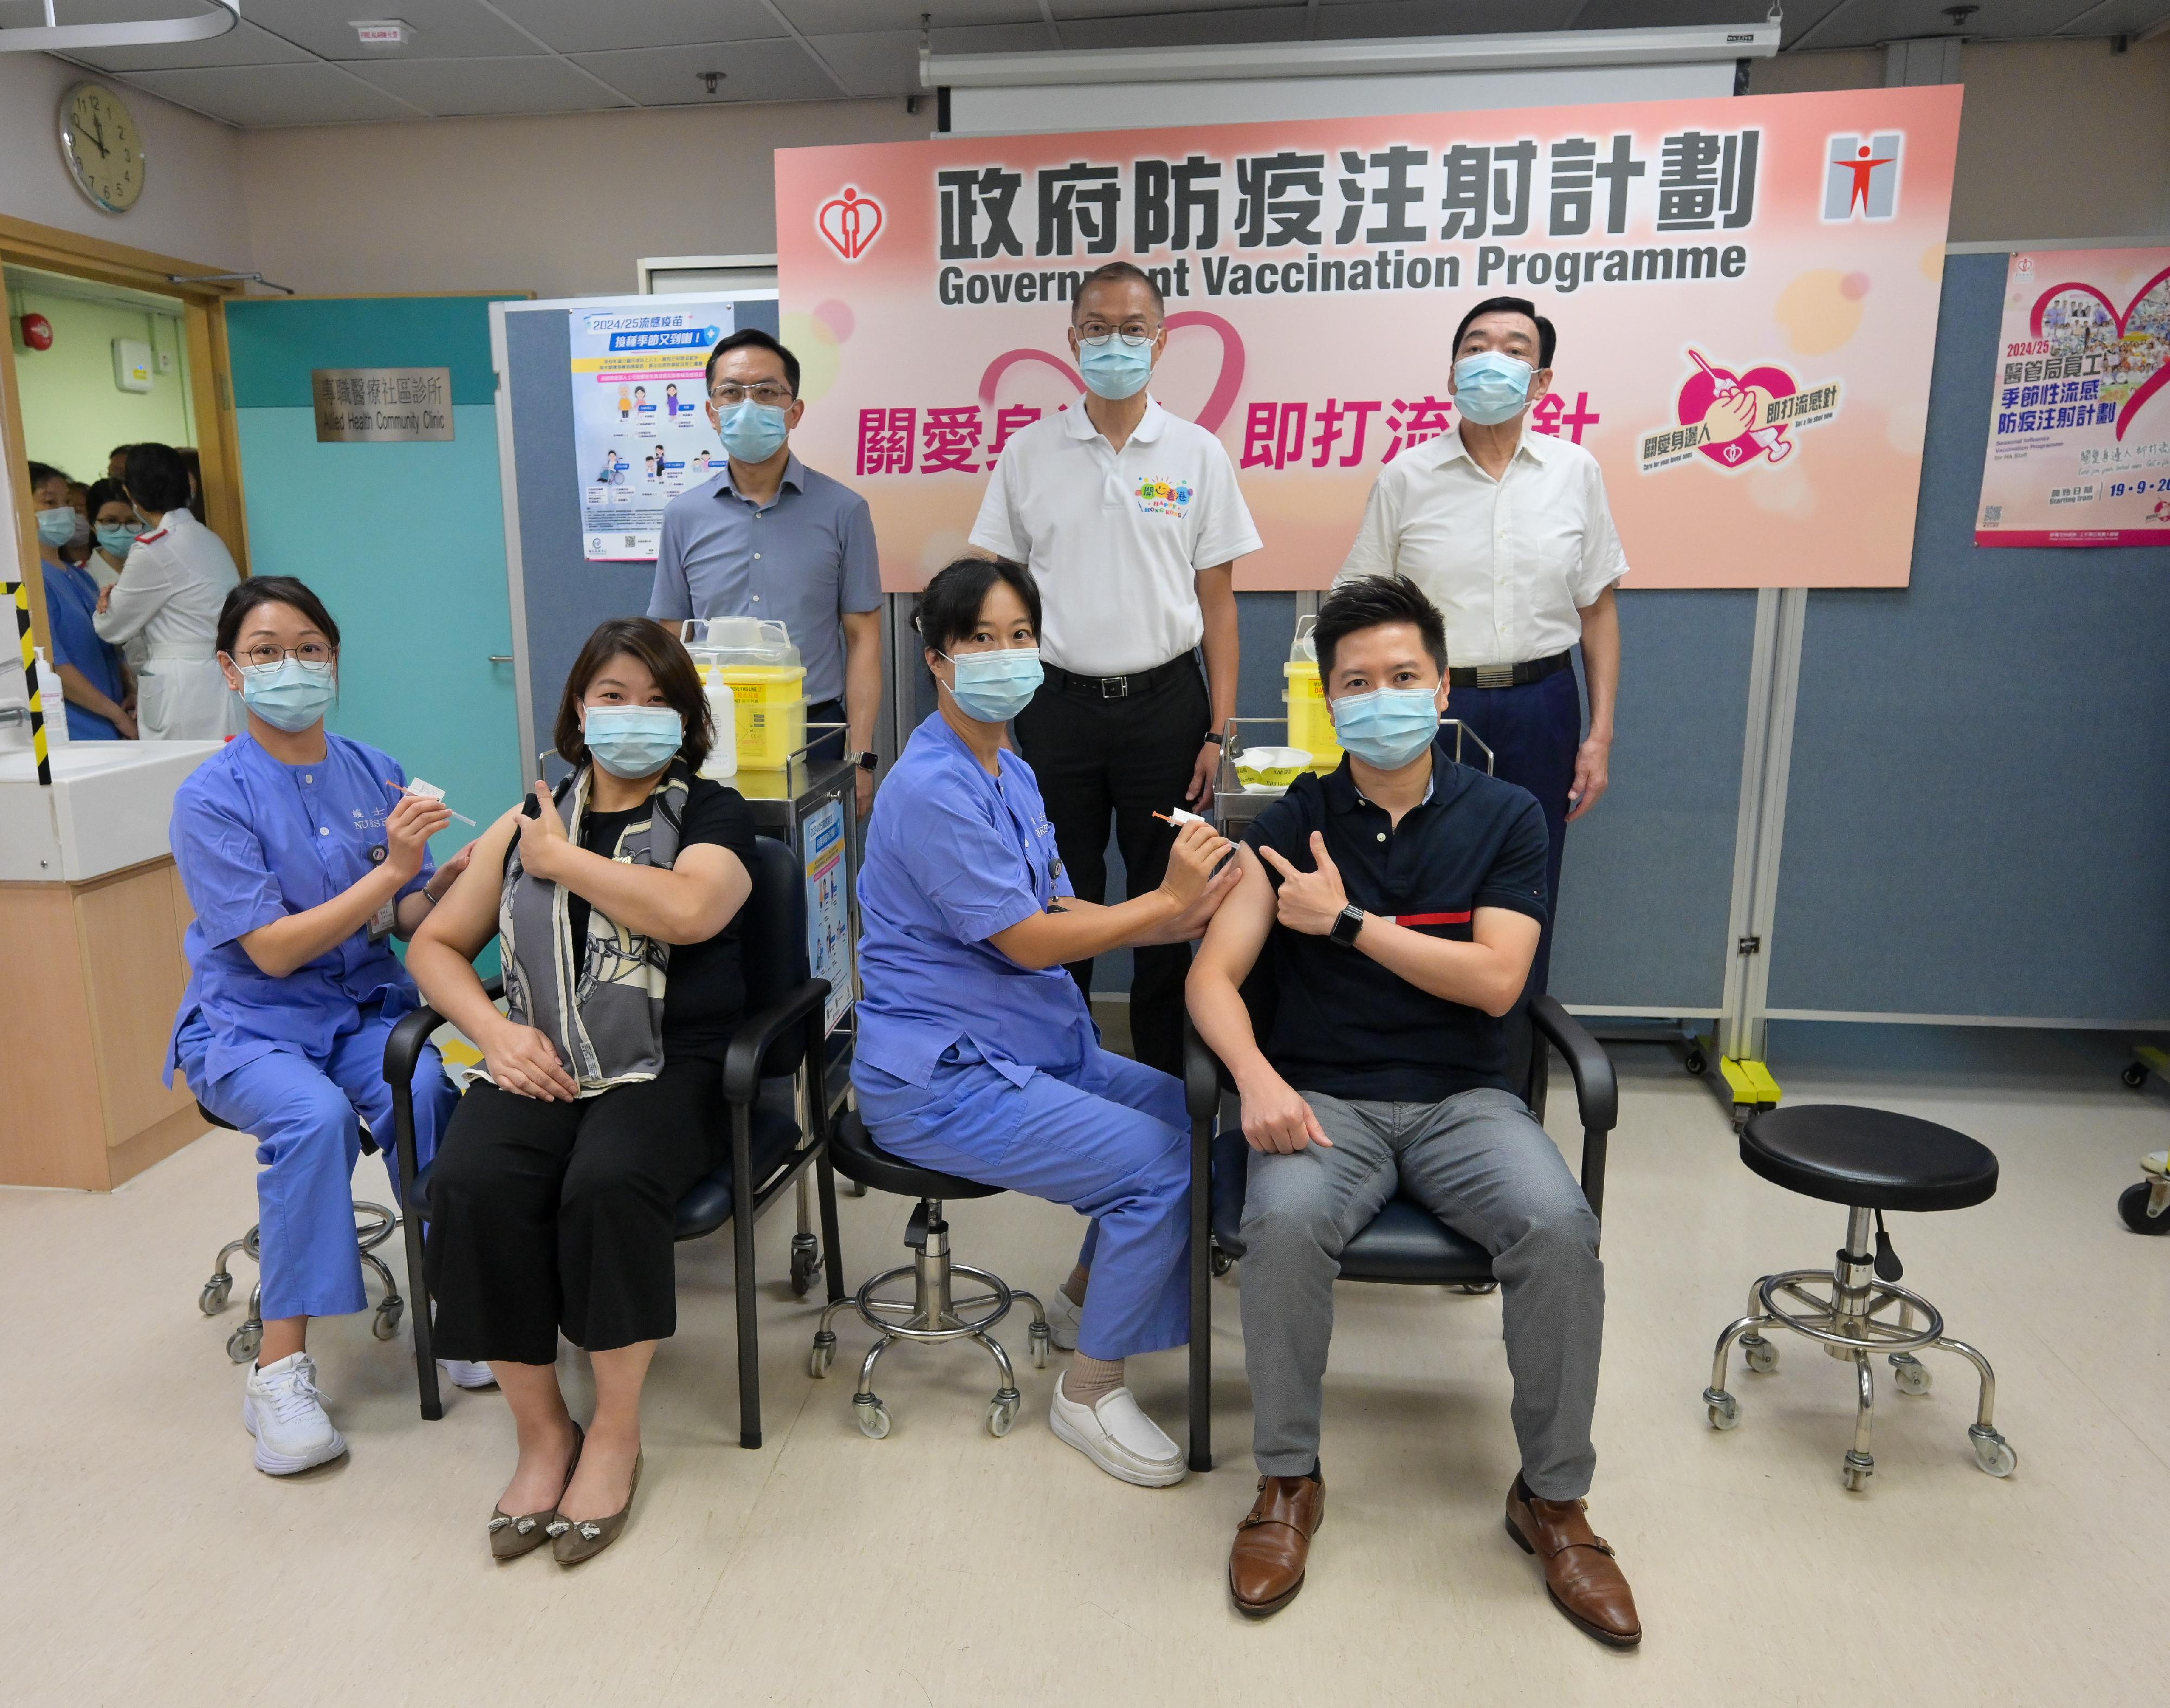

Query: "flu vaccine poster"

xmin=572 ymin=297 xmax=734 ymax=561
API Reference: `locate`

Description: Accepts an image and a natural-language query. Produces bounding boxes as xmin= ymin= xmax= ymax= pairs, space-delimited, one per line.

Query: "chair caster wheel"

xmin=372 ymin=1300 xmax=403 ymax=1340
xmin=809 ymin=1334 xmax=835 ymax=1379
xmin=789 ymin=1237 xmax=819 ymax=1297
xmin=853 ymin=1395 xmax=891 ymax=1439
xmin=1451 ymin=1280 xmax=1499 ymax=1295
xmin=227 ymin=1325 xmax=261 ymax=1363
xmin=1684 ymin=1049 xmax=1707 ymax=1076
xmin=1703 ymin=1388 xmax=1740 ymax=1430
xmin=1209 ymin=1245 xmax=1234 ymax=1278
xmin=2123 ymin=1061 xmax=2147 ymax=1088
xmin=199 ymin=1279 xmax=231 ymax=1316
xmin=1842 ymin=1454 xmax=1873 ymax=1492
xmin=987 ymin=1394 xmax=1019 ymax=1437
xmin=1890 ymin=1354 xmax=1931 ymax=1395
xmin=1028 ymin=1322 xmax=1049 ymax=1369
xmin=1743 ymin=1338 xmax=1778 ymax=1374
xmin=1970 ymin=1427 xmax=2018 ymax=1478
xmin=2119 ymin=1181 xmax=2170 ymax=1234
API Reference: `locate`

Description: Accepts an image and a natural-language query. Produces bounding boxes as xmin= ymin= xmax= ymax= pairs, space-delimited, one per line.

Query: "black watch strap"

xmin=1203 ymin=731 xmax=1226 ymax=746
xmin=1330 ymin=904 xmax=1365 ymax=947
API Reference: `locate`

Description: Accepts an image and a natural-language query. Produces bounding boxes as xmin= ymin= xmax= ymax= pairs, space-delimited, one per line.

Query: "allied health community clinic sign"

xmin=776 ymin=86 xmax=1962 ymax=591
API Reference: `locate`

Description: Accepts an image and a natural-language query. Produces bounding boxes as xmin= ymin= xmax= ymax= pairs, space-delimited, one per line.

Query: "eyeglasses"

xmin=1076 ymin=321 xmax=1159 ymax=348
xmin=710 ymin=383 xmax=795 ymax=407
xmin=240 ymin=643 xmax=333 ymax=668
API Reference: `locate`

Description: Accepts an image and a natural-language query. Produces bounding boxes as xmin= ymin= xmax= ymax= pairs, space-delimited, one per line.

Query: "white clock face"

xmin=59 ymin=82 xmax=145 ymax=215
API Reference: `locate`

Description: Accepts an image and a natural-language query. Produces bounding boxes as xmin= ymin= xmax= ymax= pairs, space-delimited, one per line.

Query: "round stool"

xmin=810 ymin=1112 xmax=1049 ymax=1441
xmin=1702 ymin=1104 xmax=2017 ymax=1490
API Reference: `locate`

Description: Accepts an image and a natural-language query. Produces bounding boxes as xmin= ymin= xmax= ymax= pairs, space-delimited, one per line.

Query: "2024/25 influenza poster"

xmin=573 ymin=299 xmax=735 ymax=562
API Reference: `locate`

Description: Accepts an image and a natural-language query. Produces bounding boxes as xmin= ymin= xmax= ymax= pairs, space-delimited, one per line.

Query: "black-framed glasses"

xmin=240 ymin=643 xmax=333 ymax=668
xmin=710 ymin=383 xmax=795 ymax=407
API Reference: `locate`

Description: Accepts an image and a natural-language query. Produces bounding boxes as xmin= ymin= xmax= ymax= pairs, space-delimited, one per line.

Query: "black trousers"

xmin=807 ymin=696 xmax=846 ymax=764
xmin=424 ymin=1058 xmax=724 ymax=1365
xmin=1012 ymin=660 xmax=1210 ymax=1079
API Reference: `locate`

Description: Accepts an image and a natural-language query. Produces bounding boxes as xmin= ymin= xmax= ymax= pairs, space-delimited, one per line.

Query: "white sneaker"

xmin=1048 ymin=1374 xmax=1186 ymax=1488
xmin=1044 ymin=1287 xmax=1084 ymax=1353
xmin=241 ymin=1352 xmax=348 ymax=1475
xmin=438 ymin=1359 xmax=496 ymax=1390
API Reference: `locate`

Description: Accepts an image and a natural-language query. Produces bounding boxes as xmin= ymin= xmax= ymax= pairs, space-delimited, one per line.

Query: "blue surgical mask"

xmin=239 ymin=657 xmax=337 ymax=732
xmin=36 ymin=507 xmax=75 ymax=549
xmin=583 ymin=705 xmax=684 ymax=778
xmin=1077 ymin=337 xmax=1154 ymax=401
xmin=1452 ymin=351 xmax=1536 ymax=426
xmin=96 ymin=522 xmax=142 ymax=560
xmin=1331 ymin=687 xmax=1440 ymax=770
xmin=717 ymin=399 xmax=789 ymax=464
xmin=941 ymin=647 xmax=1043 ymax=724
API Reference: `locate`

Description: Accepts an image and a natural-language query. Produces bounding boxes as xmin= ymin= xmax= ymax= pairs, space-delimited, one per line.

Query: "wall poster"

xmin=572 ymin=297 xmax=735 ymax=561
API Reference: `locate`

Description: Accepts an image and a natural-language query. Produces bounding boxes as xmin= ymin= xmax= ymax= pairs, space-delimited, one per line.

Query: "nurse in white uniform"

xmin=93 ymin=442 xmax=239 ymax=741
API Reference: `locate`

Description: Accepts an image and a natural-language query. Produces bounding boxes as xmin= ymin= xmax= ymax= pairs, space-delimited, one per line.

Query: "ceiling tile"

xmin=1056 ymin=7 xmax=1310 ymax=49
xmin=931 ymin=21 xmax=1062 ymax=54
xmin=1051 ymin=0 xmax=1299 ymax=16
xmin=2060 ymin=0 xmax=2170 ymax=30
xmin=345 ymin=53 xmax=634 ymax=116
xmin=488 ymin=0 xmax=783 ymax=54
xmin=1790 ymin=0 xmax=2102 ymax=49
xmin=56 ymin=16 xmax=316 ymax=73
xmin=1316 ymin=1 xmax=1584 ymax=36
xmin=237 ymin=0 xmax=542 ymax=61
xmin=1566 ymin=0 xmax=1798 ymax=29
xmin=566 ymin=36 xmax=840 ymax=106
xmin=1772 ymin=0 xmax=1851 ymax=48
xmin=777 ymin=0 xmax=1044 ymax=30
xmin=805 ymin=29 xmax=924 ymax=97
xmin=116 ymin=61 xmax=426 ymax=126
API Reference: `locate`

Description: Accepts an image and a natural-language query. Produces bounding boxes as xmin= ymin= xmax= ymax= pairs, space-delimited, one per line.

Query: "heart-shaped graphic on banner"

xmin=2029 ymin=265 xmax=2170 ymax=441
xmin=974 ymin=311 xmax=1248 ymax=434
xmin=1677 ymin=356 xmax=1797 ymax=469
xmin=818 ymin=188 xmax=883 ymax=260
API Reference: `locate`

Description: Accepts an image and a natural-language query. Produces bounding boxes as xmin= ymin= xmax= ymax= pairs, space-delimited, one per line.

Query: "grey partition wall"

xmin=1768 ymin=252 xmax=2170 ymax=1026
xmin=495 ymin=295 xmax=781 ymax=773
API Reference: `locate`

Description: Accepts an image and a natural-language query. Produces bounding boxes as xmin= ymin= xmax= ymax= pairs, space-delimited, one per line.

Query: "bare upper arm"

xmin=1192 ymin=845 xmax=1275 ymax=983
xmin=667 ymin=840 xmax=751 ymax=942
xmin=414 ymin=810 xmax=519 ymax=960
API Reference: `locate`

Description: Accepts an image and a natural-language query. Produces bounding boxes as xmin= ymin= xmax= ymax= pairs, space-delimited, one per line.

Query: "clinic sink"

xmin=0 ymin=738 xmax=224 ymax=882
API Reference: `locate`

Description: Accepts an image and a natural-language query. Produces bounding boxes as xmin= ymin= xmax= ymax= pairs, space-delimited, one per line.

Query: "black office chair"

xmin=1182 ymin=983 xmax=1618 ymax=1473
xmin=384 ymin=834 xmax=847 ymax=1448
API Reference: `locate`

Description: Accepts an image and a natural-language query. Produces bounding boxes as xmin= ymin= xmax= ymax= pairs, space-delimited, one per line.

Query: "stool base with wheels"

xmin=193 ymin=1102 xmax=405 ymax=1363
xmin=812 ymin=1113 xmax=1049 ymax=1440
xmin=1702 ymin=1104 xmax=2016 ymax=1492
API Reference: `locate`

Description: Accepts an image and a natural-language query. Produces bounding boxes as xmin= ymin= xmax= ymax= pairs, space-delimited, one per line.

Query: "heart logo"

xmin=1677 ymin=353 xmax=1797 ymax=469
xmin=974 ymin=311 xmax=1248 ymax=435
xmin=2028 ymin=265 xmax=2170 ymax=441
xmin=818 ymin=188 xmax=883 ymax=262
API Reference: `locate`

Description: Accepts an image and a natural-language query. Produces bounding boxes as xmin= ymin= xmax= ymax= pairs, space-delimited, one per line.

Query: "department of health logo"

xmin=818 ymin=187 xmax=885 ymax=260
xmin=1134 ymin=476 xmax=1193 ymax=517
xmin=1822 ymin=133 xmax=1901 ymax=221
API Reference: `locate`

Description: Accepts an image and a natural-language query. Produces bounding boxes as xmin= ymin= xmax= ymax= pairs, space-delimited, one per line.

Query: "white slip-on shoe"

xmin=1044 ymin=1288 xmax=1084 ymax=1353
xmin=439 ymin=1359 xmax=496 ymax=1391
xmin=1048 ymin=1374 xmax=1186 ymax=1488
xmin=242 ymin=1352 xmax=348 ymax=1475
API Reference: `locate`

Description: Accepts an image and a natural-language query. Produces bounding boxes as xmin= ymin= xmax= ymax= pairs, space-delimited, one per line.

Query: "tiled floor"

xmin=2 ymin=1024 xmax=2163 ymax=1706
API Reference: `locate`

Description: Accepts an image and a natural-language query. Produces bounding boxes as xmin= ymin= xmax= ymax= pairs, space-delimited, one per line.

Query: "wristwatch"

xmin=1203 ymin=731 xmax=1226 ymax=747
xmin=1329 ymin=904 xmax=1365 ymax=948
xmin=844 ymin=750 xmax=878 ymax=773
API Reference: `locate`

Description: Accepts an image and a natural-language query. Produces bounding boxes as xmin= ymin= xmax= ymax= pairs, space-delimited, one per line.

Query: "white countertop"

xmin=0 ymin=740 xmax=224 ymax=882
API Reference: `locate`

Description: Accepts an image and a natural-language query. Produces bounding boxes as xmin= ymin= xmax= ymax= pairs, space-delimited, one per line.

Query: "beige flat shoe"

xmin=548 ymin=1451 xmax=642 ymax=1566
xmin=488 ymin=1423 xmax=583 ymax=1562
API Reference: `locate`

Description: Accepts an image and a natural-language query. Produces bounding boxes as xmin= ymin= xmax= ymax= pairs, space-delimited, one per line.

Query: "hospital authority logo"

xmin=1638 ymin=350 xmax=1842 ymax=474
xmin=1134 ymin=476 xmax=1193 ymax=516
xmin=1822 ymin=132 xmax=1901 ymax=221
xmin=818 ymin=187 xmax=885 ymax=260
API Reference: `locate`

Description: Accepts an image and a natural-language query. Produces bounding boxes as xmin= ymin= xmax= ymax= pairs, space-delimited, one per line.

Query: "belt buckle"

xmin=1097 ymin=675 xmax=1129 ymax=699
xmin=1474 ymin=664 xmax=1516 ymax=689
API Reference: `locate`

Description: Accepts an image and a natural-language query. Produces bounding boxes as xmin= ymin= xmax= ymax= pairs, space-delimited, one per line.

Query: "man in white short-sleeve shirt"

xmin=1338 ymin=295 xmax=1626 ymax=993
xmin=970 ymin=260 xmax=1260 ymax=1078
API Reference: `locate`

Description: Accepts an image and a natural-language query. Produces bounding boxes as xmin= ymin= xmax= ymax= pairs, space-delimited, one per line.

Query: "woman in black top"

xmin=410 ymin=617 xmax=755 ymax=1565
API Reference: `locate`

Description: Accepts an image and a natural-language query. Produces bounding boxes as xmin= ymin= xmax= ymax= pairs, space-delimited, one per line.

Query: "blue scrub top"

xmin=40 ymin=557 xmax=126 ymax=741
xmin=167 ymin=730 xmax=436 ymax=1089
xmin=853 ymin=713 xmax=1094 ymax=1090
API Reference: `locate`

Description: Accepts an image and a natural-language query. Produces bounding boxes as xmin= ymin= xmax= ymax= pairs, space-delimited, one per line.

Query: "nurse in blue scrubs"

xmin=168 ymin=576 xmax=477 ymax=1476
xmin=854 ymin=556 xmax=1238 ymax=1488
xmin=27 ymin=460 xmax=133 ymax=740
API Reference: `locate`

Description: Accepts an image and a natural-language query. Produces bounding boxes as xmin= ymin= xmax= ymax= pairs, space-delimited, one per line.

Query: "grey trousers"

xmin=1237 ymin=1087 xmax=1604 ymax=1499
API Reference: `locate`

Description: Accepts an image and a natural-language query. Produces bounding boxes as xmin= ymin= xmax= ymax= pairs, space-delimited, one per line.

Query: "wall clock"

xmin=59 ymin=81 xmax=146 ymax=215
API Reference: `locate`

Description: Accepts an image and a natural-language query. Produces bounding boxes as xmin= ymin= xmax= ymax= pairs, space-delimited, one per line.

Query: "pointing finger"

xmin=1257 ymin=845 xmax=1297 ymax=880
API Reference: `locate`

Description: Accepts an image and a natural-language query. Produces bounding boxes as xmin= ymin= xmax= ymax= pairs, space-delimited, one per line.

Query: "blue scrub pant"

xmin=180 ymin=999 xmax=458 ymax=1322
xmin=857 ymin=1041 xmax=1190 ymax=1361
xmin=1447 ymin=663 xmax=1581 ymax=996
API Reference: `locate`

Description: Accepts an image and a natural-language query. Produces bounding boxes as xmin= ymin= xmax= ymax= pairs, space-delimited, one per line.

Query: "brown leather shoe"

xmin=1504 ymin=1474 xmax=1642 ymax=1648
xmin=1229 ymin=1475 xmax=1325 ymax=1618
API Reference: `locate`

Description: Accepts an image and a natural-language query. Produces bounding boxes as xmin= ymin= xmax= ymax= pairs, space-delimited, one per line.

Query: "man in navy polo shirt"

xmin=1188 ymin=575 xmax=1638 ymax=1645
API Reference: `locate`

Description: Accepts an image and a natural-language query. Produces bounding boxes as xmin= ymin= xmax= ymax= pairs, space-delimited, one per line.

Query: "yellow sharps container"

xmin=684 ymin=617 xmax=807 ymax=773
xmin=1283 ymin=614 xmax=1342 ymax=771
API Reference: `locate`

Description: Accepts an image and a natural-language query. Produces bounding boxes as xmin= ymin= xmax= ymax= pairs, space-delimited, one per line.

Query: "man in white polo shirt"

xmin=971 ymin=260 xmax=1260 ymax=1078
xmin=1338 ymin=294 xmax=1625 ymax=996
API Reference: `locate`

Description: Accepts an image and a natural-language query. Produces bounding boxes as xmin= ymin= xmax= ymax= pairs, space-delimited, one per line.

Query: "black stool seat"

xmin=196 ymin=1101 xmax=234 ymax=1131
xmin=830 ymin=1111 xmax=1002 ymax=1201
xmin=1742 ymin=1105 xmax=1999 ymax=1212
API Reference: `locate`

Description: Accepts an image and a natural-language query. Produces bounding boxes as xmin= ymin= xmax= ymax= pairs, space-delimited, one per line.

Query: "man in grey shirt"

xmin=648 ymin=328 xmax=884 ymax=815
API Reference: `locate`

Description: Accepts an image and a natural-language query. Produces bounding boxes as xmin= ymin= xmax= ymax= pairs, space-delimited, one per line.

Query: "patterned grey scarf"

xmin=500 ymin=762 xmax=690 ymax=1094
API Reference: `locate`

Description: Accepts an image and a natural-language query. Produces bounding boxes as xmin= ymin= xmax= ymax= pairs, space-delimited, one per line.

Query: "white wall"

xmin=0 ymin=53 xmax=252 ymax=271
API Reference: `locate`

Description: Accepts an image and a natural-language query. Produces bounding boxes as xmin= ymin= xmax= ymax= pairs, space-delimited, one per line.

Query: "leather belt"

xmin=1447 ymin=651 xmax=1572 ymax=690
xmin=1043 ymin=654 xmax=1199 ymax=701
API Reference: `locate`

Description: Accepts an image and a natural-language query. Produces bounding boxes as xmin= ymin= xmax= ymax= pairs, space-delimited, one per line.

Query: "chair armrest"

xmin=384 ymin=976 xmax=503 ymax=1085
xmin=1183 ymin=1019 xmax=1223 ymax=1125
xmin=722 ymin=978 xmax=831 ymax=1106
xmin=1529 ymin=994 xmax=1617 ymax=1133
